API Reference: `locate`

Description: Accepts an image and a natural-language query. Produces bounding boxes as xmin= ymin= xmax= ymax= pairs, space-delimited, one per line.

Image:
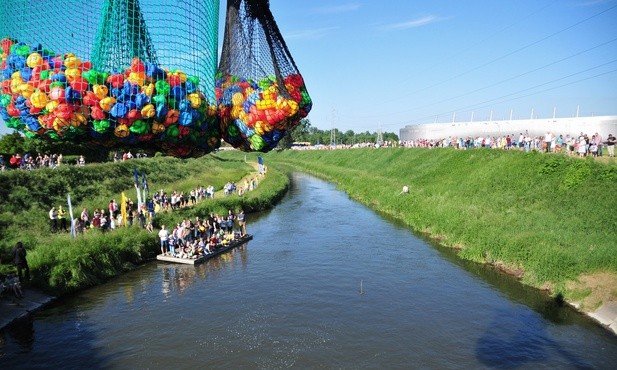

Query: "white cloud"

xmin=313 ymin=3 xmax=361 ymax=14
xmin=285 ymin=27 xmax=339 ymax=40
xmin=575 ymin=0 xmax=612 ymax=6
xmin=381 ymin=16 xmax=446 ymax=31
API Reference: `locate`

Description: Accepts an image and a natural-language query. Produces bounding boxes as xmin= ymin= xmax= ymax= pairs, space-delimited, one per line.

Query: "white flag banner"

xmin=67 ymin=194 xmax=75 ymax=238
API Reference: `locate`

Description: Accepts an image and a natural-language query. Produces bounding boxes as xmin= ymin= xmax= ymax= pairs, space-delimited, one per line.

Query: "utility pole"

xmin=377 ymin=123 xmax=384 ymax=146
xmin=330 ymin=108 xmax=337 ymax=148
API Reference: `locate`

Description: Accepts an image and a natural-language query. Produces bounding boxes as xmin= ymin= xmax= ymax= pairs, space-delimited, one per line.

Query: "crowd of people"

xmin=46 ymin=173 xmax=261 ymax=238
xmin=400 ymin=130 xmax=616 ymax=157
xmin=0 ymin=153 xmax=71 ymax=171
xmin=112 ymin=151 xmax=147 ymax=161
xmin=157 ymin=208 xmax=248 ymax=260
xmin=40 ymin=174 xmax=257 ymax=270
xmin=290 ymin=141 xmax=396 ymax=150
xmin=0 ymin=148 xmax=147 ymax=171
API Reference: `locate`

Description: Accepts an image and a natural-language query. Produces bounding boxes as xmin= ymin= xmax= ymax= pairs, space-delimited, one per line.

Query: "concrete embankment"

xmin=0 ymin=288 xmax=55 ymax=329
xmin=579 ymin=302 xmax=617 ymax=336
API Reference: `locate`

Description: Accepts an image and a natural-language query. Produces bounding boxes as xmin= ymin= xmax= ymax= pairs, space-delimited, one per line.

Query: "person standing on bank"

xmin=606 ymin=134 xmax=616 ymax=157
xmin=158 ymin=225 xmax=169 ymax=255
xmin=12 ymin=241 xmax=30 ymax=283
xmin=544 ymin=131 xmax=553 ymax=153
xmin=237 ymin=209 xmax=247 ymax=237
xmin=57 ymin=205 xmax=68 ymax=232
xmin=49 ymin=207 xmax=58 ymax=232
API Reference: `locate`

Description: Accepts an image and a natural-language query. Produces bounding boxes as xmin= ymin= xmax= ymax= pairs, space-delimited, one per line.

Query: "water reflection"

xmin=412 ymin=232 xmax=596 ymax=328
xmin=0 ymin=318 xmax=34 ymax=355
xmin=476 ymin=307 xmax=593 ymax=369
xmin=159 ymin=244 xmax=249 ymax=298
xmin=0 ymin=310 xmax=113 ymax=369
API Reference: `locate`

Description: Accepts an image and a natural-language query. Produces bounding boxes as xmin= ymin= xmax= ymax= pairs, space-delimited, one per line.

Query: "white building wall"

xmin=400 ymin=116 xmax=617 ymax=141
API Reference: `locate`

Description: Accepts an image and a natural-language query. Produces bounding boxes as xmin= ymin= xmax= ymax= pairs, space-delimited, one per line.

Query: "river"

xmin=1 ymin=173 xmax=616 ymax=369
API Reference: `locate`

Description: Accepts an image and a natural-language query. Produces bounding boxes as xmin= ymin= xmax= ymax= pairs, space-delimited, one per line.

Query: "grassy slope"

xmin=224 ymin=148 xmax=617 ymax=309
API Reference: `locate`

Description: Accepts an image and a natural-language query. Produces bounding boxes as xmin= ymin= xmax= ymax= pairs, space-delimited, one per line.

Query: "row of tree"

xmin=0 ymin=119 xmax=399 ymax=160
xmin=0 ymin=131 xmax=112 ymax=162
xmin=279 ymin=119 xmax=399 ymax=147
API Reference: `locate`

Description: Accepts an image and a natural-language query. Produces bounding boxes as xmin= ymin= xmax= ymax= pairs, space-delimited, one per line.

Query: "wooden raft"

xmin=156 ymin=234 xmax=253 ymax=265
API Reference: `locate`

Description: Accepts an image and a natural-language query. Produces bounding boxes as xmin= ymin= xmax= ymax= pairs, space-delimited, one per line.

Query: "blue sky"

xmin=265 ymin=0 xmax=617 ymax=134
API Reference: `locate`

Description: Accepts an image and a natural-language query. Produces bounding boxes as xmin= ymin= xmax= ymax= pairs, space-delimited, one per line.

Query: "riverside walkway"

xmin=586 ymin=303 xmax=617 ymax=335
xmin=0 ymin=288 xmax=55 ymax=329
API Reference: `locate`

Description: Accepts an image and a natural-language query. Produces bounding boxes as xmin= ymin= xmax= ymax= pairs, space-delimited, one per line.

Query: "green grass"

xmin=26 ymin=227 xmax=158 ymax=294
xmin=217 ymin=148 xmax=617 ymax=300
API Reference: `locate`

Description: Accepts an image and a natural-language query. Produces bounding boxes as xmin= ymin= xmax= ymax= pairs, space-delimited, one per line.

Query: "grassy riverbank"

xmin=221 ymin=148 xmax=617 ymax=311
xmin=0 ymin=155 xmax=289 ymax=295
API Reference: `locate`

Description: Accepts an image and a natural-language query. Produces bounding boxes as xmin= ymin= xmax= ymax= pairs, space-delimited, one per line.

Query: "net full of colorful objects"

xmin=0 ymin=38 xmax=221 ymax=158
xmin=216 ymin=73 xmax=312 ymax=152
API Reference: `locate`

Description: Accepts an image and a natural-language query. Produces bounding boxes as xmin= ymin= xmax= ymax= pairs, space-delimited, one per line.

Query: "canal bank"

xmin=0 ymin=287 xmax=55 ymax=329
xmin=577 ymin=302 xmax=617 ymax=335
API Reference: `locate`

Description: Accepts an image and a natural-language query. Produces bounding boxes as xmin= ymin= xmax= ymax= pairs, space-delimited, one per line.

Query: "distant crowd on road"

xmin=400 ymin=130 xmax=616 ymax=158
xmin=290 ymin=141 xmax=396 ymax=150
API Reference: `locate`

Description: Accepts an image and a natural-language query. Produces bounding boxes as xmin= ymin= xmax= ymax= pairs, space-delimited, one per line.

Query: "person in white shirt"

xmin=158 ymin=225 xmax=169 ymax=255
xmin=49 ymin=207 xmax=58 ymax=232
xmin=544 ymin=131 xmax=553 ymax=153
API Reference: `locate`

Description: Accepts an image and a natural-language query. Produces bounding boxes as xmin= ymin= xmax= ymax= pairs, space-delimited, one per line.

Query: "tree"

xmin=277 ymin=118 xmax=313 ymax=149
xmin=273 ymin=125 xmax=399 ymax=147
xmin=292 ymin=119 xmax=312 ymax=143
xmin=344 ymin=130 xmax=355 ymax=145
xmin=0 ymin=132 xmax=113 ymax=161
xmin=0 ymin=131 xmax=25 ymax=155
xmin=278 ymin=132 xmax=293 ymax=150
xmin=383 ymin=132 xmax=399 ymax=143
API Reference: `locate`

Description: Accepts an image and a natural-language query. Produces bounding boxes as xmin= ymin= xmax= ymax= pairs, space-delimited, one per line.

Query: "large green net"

xmin=0 ymin=0 xmax=220 ymax=157
xmin=1 ymin=0 xmax=218 ymax=100
xmin=0 ymin=0 xmax=312 ymax=157
xmin=216 ymin=0 xmax=312 ymax=152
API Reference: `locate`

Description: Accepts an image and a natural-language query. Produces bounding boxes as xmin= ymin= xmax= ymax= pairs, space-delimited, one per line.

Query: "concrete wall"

xmin=400 ymin=115 xmax=617 ymax=141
